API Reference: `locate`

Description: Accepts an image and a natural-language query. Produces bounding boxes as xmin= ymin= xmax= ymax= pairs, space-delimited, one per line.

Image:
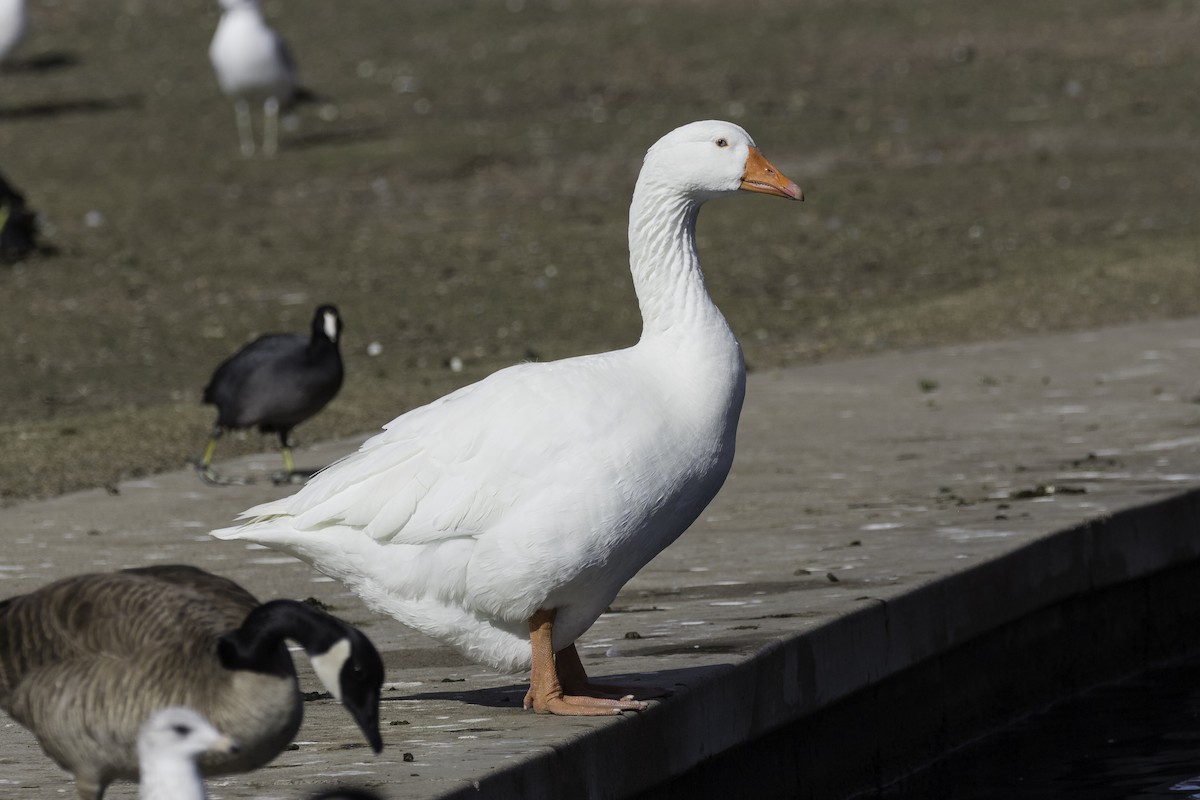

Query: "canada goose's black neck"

xmin=218 ymin=600 xmax=344 ymax=676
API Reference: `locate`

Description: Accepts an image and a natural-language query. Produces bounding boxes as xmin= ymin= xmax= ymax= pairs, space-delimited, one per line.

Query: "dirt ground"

xmin=0 ymin=0 xmax=1197 ymax=499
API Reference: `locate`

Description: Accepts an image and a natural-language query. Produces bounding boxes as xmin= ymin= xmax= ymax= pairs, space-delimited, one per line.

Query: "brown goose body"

xmin=0 ymin=565 xmax=384 ymax=800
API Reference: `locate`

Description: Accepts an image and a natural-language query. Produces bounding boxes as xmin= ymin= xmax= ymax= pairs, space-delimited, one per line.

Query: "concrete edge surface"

xmin=439 ymin=489 xmax=1200 ymax=800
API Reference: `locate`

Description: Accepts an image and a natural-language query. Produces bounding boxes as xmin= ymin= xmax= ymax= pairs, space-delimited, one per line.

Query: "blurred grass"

xmin=0 ymin=0 xmax=1196 ymax=499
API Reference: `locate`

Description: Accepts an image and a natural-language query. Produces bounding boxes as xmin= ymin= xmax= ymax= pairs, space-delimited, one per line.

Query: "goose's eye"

xmin=716 ymin=138 xmax=729 ymax=148
xmin=172 ymin=724 xmax=192 ymax=736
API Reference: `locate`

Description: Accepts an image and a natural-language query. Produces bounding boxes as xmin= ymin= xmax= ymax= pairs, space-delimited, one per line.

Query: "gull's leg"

xmin=262 ymin=96 xmax=280 ymax=157
xmin=522 ymin=609 xmax=648 ymax=716
xmin=234 ymin=99 xmax=255 ymax=157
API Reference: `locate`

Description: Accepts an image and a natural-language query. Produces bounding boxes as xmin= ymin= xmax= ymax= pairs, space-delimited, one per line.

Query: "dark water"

xmin=880 ymin=652 xmax=1200 ymax=799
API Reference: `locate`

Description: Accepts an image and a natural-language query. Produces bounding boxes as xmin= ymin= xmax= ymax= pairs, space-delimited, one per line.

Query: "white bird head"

xmin=137 ymin=707 xmax=238 ymax=800
xmin=639 ymin=120 xmax=803 ymax=202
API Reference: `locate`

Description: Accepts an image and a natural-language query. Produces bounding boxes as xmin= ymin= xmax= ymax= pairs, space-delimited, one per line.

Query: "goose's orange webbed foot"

xmin=555 ymin=643 xmax=668 ymax=702
xmin=523 ymin=610 xmax=650 ymax=716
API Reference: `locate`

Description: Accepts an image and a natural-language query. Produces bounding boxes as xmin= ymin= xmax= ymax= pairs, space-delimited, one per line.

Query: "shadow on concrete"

xmin=389 ymin=663 xmax=732 ymax=711
xmin=0 ymin=93 xmax=143 ymax=121
xmin=0 ymin=51 xmax=80 ymax=73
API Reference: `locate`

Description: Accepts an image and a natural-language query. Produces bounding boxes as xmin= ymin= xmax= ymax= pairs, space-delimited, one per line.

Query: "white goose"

xmin=213 ymin=120 xmax=803 ymax=715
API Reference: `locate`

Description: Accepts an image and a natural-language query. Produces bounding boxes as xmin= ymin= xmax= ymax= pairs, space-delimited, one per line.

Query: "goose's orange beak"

xmin=740 ymin=147 xmax=804 ymax=201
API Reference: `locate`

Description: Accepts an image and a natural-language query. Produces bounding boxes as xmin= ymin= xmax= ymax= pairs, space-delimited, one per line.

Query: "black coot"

xmin=199 ymin=304 xmax=343 ymax=484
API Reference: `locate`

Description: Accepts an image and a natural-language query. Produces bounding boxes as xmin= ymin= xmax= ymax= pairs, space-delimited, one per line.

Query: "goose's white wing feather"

xmin=232 ymin=351 xmax=662 ymax=549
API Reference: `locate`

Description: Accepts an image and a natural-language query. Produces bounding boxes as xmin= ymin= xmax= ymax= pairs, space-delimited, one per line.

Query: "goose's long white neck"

xmin=628 ymin=178 xmax=725 ymax=340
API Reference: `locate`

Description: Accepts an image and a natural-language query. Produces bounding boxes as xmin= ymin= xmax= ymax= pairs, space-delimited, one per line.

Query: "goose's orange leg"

xmin=523 ymin=609 xmax=648 ymax=715
xmin=556 ymin=642 xmax=668 ymax=701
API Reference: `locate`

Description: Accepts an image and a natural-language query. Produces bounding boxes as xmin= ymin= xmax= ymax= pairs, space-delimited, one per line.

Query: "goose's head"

xmin=641 ymin=120 xmax=803 ymax=202
xmin=308 ymin=623 xmax=385 ymax=753
xmin=137 ymin=707 xmax=238 ymax=766
xmin=219 ymin=600 xmax=384 ymax=753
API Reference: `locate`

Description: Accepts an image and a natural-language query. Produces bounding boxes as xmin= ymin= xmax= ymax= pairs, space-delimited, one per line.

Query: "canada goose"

xmin=212 ymin=121 xmax=802 ymax=715
xmin=199 ymin=304 xmax=344 ymax=486
xmin=0 ymin=565 xmax=384 ymax=800
xmin=208 ymin=0 xmax=303 ymax=157
xmin=137 ymin=707 xmax=236 ymax=800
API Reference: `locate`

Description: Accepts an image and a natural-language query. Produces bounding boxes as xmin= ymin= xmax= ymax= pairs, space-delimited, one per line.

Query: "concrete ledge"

xmin=439 ymin=490 xmax=1200 ymax=800
xmin=634 ymin=494 xmax=1200 ymax=800
xmin=4 ymin=317 xmax=1200 ymax=799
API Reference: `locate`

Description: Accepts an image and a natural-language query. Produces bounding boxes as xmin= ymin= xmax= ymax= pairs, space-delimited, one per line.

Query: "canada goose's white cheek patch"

xmin=310 ymin=638 xmax=351 ymax=701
